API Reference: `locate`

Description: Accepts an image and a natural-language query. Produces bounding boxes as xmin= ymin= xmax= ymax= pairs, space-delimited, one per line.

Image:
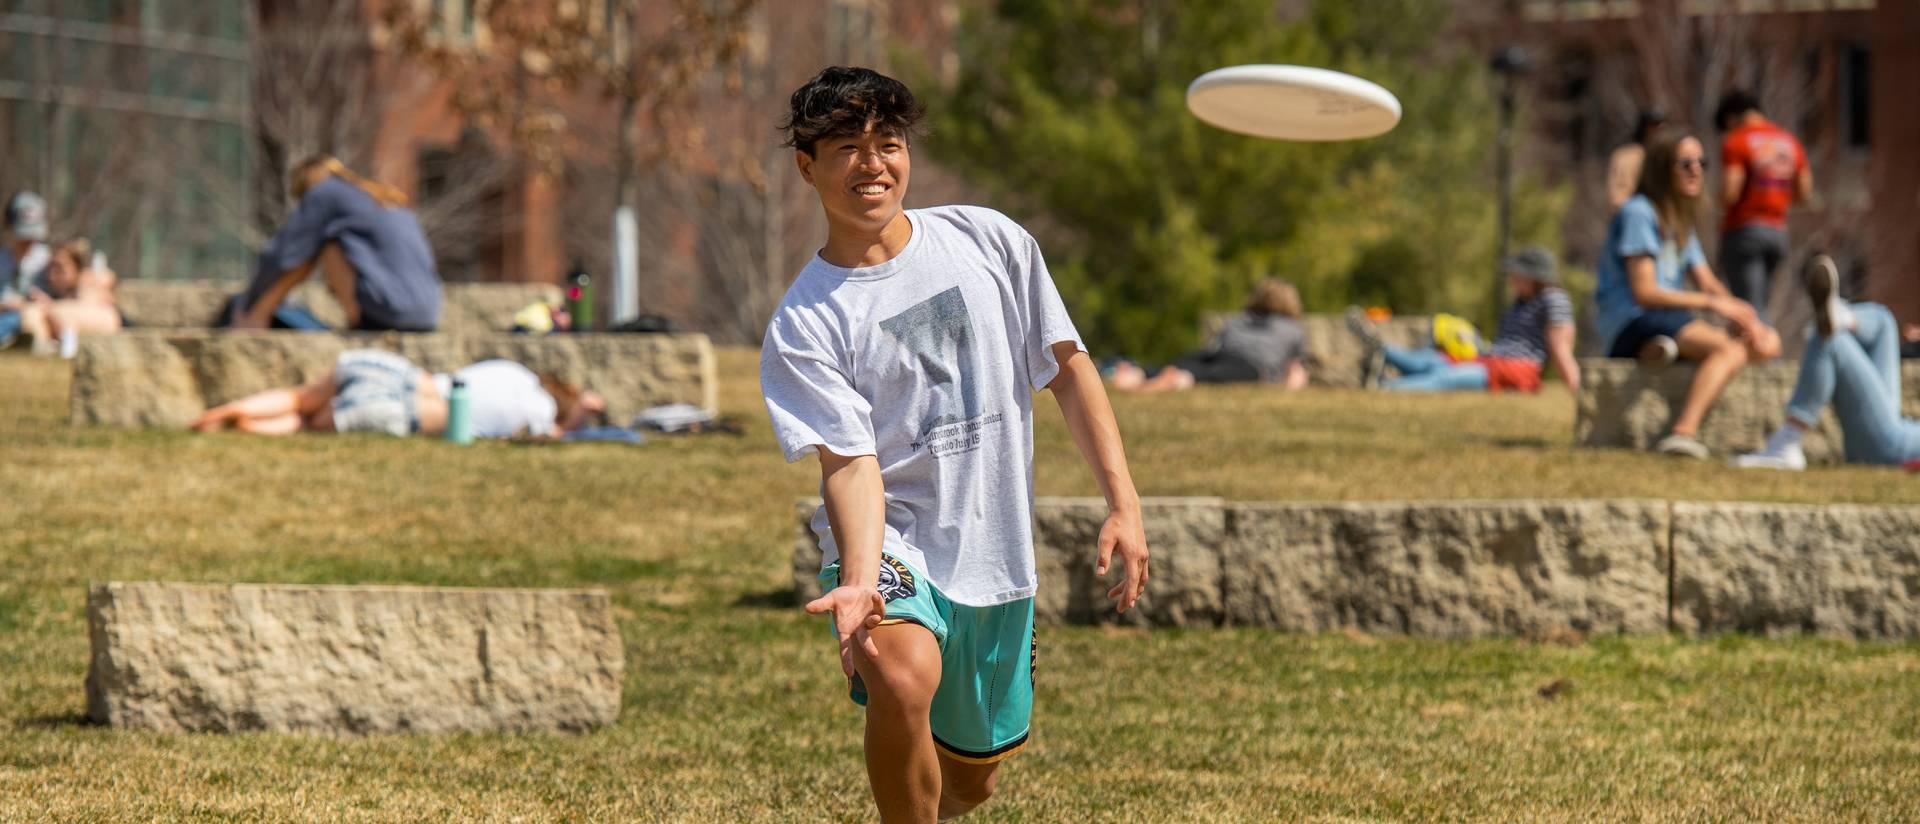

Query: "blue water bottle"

xmin=445 ymin=377 xmax=473 ymax=445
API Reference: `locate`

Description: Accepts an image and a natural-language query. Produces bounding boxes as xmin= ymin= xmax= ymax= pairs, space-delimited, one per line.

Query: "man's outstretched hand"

xmin=804 ymin=585 xmax=886 ymax=676
xmin=1096 ymin=508 xmax=1150 ymax=614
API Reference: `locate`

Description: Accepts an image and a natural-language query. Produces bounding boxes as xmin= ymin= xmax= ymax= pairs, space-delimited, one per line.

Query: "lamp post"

xmin=1490 ymin=45 xmax=1532 ymax=317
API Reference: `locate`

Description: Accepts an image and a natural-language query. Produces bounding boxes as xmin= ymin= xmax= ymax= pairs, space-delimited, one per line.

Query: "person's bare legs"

xmin=190 ymin=377 xmax=334 ymax=434
xmin=314 ymin=242 xmax=361 ymax=329
xmin=936 ymin=756 xmax=1001 ymax=821
xmin=1136 ymin=366 xmax=1196 ymax=394
xmin=1108 ymin=361 xmax=1147 ymax=391
xmin=1670 ymin=321 xmax=1749 ymax=437
xmin=236 ymin=258 xmax=320 ymax=330
xmin=854 ymin=623 xmax=944 ymax=823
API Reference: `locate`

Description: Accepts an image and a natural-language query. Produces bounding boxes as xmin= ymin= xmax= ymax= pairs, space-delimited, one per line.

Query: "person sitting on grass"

xmin=3 ymin=238 xmax=121 ymax=355
xmin=1346 ymin=246 xmax=1581 ymax=394
xmin=1108 ymin=278 xmax=1310 ymax=393
xmin=190 ymin=350 xmax=605 ymax=439
xmin=229 ymin=155 xmax=442 ymax=332
xmin=1733 ymin=256 xmax=1920 ymax=471
xmin=1593 ymin=128 xmax=1781 ymax=459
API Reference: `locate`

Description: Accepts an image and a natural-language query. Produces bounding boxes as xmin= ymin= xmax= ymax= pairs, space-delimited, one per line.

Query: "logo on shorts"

xmin=877 ymin=554 xmax=917 ymax=602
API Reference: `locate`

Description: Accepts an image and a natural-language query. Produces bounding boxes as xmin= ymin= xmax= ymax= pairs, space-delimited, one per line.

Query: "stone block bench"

xmin=86 ymin=581 xmax=623 ymax=733
xmin=1575 ymin=357 xmax=1920 ymax=461
xmin=70 ymin=329 xmax=716 ymax=429
xmin=790 ymin=497 xmax=1920 ymax=639
xmin=114 ymin=279 xmax=563 ymax=334
xmin=1200 ymin=312 xmax=1433 ymax=389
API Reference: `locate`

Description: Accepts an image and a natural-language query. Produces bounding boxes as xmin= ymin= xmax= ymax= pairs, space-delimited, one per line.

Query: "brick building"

xmin=1464 ymin=0 xmax=1918 ymax=326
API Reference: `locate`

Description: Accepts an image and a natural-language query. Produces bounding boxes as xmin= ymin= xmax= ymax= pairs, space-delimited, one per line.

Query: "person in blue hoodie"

xmin=231 ymin=156 xmax=442 ymax=331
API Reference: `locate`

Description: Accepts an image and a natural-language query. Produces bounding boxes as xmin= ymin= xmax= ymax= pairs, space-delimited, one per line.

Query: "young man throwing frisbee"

xmin=760 ymin=66 xmax=1150 ymax=822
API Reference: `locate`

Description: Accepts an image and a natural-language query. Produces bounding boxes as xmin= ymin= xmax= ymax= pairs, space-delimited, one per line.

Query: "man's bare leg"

xmin=936 ymin=756 xmax=1000 ymax=821
xmin=314 ymin=242 xmax=361 ymax=329
xmin=854 ymin=623 xmax=944 ymax=823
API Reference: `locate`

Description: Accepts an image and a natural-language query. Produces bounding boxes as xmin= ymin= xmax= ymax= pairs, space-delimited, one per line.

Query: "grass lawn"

xmin=1 ymin=348 xmax=1916 ymax=821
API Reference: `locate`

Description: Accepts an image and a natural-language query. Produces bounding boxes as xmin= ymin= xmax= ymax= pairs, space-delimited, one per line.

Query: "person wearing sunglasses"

xmin=1593 ymin=128 xmax=1781 ymax=459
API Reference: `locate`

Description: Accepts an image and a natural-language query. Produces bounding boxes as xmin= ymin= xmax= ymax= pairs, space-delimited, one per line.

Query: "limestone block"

xmin=85 ymin=581 xmax=623 ymax=734
xmin=1575 ymin=358 xmax=1920 ymax=462
xmin=1221 ymin=500 xmax=1670 ymax=635
xmin=1031 ymin=497 xmax=1224 ymax=626
xmin=1201 ymin=313 xmax=1433 ymax=388
xmin=1670 ymin=502 xmax=1920 ymax=637
xmin=115 ymin=279 xmax=562 ymax=333
xmin=70 ymin=330 xmax=716 ymax=428
xmin=788 ymin=498 xmax=1225 ymax=627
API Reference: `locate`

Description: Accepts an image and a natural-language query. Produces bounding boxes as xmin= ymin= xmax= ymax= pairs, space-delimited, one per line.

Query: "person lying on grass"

xmin=1345 ymin=247 xmax=1580 ymax=394
xmin=1733 ymin=255 xmax=1920 ymax=471
xmin=1106 ymin=278 xmax=1311 ymax=393
xmin=190 ymin=349 xmax=605 ymax=438
xmin=760 ymin=66 xmax=1148 ymax=824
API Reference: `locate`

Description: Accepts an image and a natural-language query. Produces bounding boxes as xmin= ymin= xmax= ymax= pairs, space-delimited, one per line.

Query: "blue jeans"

xmin=1381 ymin=345 xmax=1489 ymax=392
xmin=1784 ymin=302 xmax=1920 ymax=465
xmin=0 ymin=309 xmax=19 ymax=343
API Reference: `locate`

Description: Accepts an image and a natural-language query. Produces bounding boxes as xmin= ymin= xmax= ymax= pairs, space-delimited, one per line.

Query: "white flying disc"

xmin=1186 ymin=64 xmax=1402 ymax=142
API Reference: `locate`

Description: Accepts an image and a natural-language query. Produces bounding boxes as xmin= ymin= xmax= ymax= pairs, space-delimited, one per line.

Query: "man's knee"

xmin=944 ymin=772 xmax=995 ymax=808
xmin=854 ymin=627 xmax=941 ymax=717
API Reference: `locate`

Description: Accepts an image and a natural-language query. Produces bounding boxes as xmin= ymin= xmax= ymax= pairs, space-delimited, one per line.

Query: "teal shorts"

xmin=819 ymin=553 xmax=1036 ymax=764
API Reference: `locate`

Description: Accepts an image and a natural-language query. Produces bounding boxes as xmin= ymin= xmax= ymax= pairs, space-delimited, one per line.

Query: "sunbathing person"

xmin=1108 ymin=278 xmax=1310 ymax=392
xmin=231 ymin=155 xmax=442 ymax=331
xmin=190 ymin=350 xmax=605 ymax=438
xmin=1733 ymin=256 xmax=1920 ymax=470
xmin=1347 ymin=247 xmax=1580 ymax=394
xmin=4 ymin=238 xmax=121 ymax=354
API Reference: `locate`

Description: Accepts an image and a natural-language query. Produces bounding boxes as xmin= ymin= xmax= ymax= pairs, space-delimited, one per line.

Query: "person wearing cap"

xmin=1607 ymin=107 xmax=1667 ymax=211
xmin=0 ymin=192 xmax=54 ymax=347
xmin=1347 ymin=246 xmax=1580 ymax=394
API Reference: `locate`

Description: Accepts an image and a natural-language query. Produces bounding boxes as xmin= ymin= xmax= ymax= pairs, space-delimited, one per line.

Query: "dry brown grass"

xmin=1 ymin=348 xmax=1916 ymax=822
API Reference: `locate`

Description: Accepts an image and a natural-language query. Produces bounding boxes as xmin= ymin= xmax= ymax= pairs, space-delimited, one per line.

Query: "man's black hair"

xmin=1633 ymin=106 xmax=1667 ymax=143
xmin=779 ymin=66 xmax=925 ymax=156
xmin=1714 ymin=90 xmax=1760 ymax=132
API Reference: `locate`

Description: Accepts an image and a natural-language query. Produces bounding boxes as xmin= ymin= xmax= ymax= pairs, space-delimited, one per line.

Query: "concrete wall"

xmin=115 ymin=279 xmax=562 ymax=334
xmin=791 ymin=497 xmax=1920 ymax=639
xmin=70 ymin=329 xmax=716 ymax=428
xmin=1576 ymin=358 xmax=1920 ymax=461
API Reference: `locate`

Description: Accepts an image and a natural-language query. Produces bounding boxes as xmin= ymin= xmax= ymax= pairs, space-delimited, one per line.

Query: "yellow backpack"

xmin=1431 ymin=313 xmax=1483 ymax=361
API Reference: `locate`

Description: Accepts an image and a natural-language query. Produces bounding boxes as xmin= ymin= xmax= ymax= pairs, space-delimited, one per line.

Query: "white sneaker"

xmin=1654 ymin=432 xmax=1710 ymax=459
xmin=1732 ymin=442 xmax=1807 ymax=471
xmin=1638 ymin=335 xmax=1678 ymax=368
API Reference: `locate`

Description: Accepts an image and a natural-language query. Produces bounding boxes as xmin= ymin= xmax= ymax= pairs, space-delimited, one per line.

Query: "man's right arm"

xmin=819 ymin=448 xmax=885 ymax=594
xmin=805 ymin=447 xmax=888 ymax=675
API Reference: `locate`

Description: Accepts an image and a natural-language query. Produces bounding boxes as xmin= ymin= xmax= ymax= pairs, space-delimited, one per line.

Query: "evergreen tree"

xmin=915 ymin=0 xmax=1566 ymax=360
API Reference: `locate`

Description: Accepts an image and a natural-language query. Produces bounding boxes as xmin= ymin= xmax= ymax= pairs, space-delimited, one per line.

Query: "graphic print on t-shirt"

xmin=879 ymin=286 xmax=1002 ymax=457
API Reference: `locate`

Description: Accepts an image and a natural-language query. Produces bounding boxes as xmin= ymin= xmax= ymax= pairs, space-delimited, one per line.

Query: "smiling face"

xmin=1671 ymin=136 xmax=1706 ymax=199
xmin=797 ymin=125 xmax=910 ymax=237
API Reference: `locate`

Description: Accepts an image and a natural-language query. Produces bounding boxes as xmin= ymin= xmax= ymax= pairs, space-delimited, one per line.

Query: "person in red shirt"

xmin=1715 ymin=90 xmax=1813 ymax=320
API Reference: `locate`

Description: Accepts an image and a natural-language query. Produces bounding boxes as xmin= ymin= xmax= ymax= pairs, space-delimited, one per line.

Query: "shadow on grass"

xmin=15 ymin=711 xmax=93 ymax=731
xmin=733 ymin=587 xmax=796 ymax=610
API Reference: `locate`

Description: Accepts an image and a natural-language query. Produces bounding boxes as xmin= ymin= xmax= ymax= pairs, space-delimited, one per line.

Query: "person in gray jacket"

xmin=1109 ymin=278 xmax=1310 ymax=392
xmin=231 ymin=156 xmax=442 ymax=331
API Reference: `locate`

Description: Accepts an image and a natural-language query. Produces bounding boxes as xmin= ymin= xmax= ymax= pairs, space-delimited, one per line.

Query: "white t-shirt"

xmin=432 ymin=360 xmax=558 ymax=439
xmin=760 ymin=205 xmax=1084 ymax=607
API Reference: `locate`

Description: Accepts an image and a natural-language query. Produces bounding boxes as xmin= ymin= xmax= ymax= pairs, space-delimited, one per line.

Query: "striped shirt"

xmin=1484 ymin=287 xmax=1573 ymax=364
